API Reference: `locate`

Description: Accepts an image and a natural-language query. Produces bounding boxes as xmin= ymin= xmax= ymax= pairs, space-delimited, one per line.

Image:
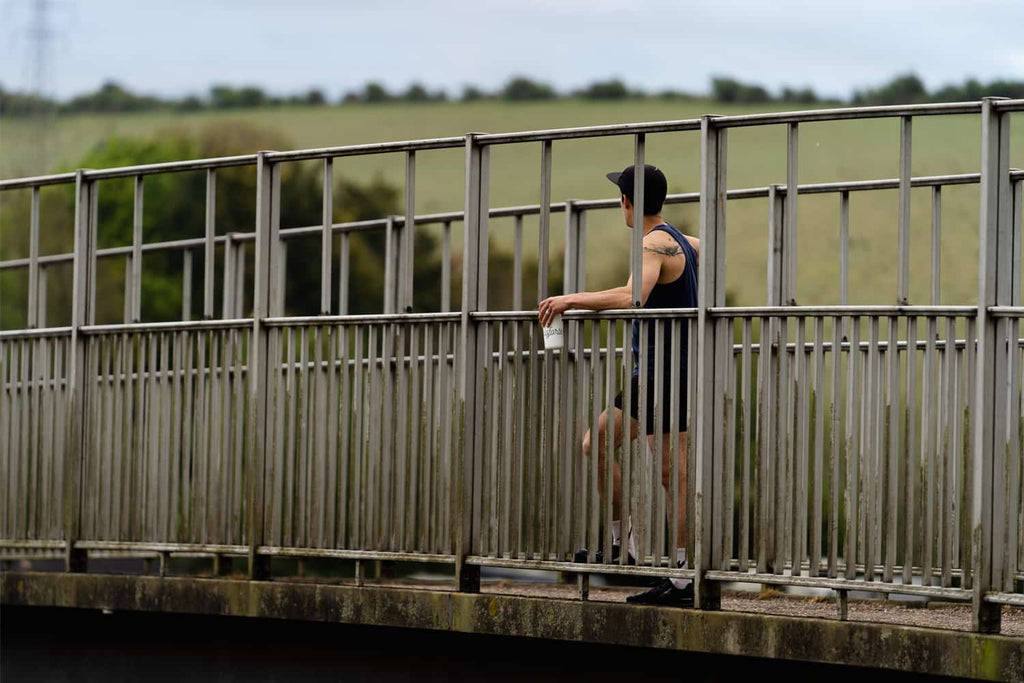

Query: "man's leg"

xmin=626 ymin=430 xmax=692 ymax=605
xmin=581 ymin=407 xmax=639 ymax=556
xmin=658 ymin=430 xmax=687 ymax=555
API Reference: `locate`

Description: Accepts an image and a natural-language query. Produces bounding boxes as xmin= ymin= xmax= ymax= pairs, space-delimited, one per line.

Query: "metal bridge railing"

xmin=1 ymin=99 xmax=1023 ymax=631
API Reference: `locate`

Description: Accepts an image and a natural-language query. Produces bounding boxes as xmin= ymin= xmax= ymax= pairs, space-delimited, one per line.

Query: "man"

xmin=538 ymin=163 xmax=698 ymax=607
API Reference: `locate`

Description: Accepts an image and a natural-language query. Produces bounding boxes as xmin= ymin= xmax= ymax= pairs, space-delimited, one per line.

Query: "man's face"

xmin=621 ymin=195 xmax=634 ymax=229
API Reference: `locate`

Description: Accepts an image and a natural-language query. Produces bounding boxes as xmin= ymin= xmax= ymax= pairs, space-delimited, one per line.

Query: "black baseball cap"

xmin=606 ymin=164 xmax=668 ymax=215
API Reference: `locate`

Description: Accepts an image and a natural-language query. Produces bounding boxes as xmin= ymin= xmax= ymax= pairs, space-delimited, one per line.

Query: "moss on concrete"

xmin=3 ymin=571 xmax=1021 ymax=681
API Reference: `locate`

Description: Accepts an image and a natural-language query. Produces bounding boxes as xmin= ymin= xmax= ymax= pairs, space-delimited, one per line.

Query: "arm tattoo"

xmin=643 ymin=244 xmax=682 ymax=257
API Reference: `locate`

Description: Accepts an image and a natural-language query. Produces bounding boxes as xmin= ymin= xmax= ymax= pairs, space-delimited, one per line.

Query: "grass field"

xmin=2 ymin=99 xmax=1022 ymax=309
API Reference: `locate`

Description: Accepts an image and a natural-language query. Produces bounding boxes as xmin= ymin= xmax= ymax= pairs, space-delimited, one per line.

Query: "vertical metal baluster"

xmin=904 ymin=316 xmax=919 ymax=585
xmin=538 ymin=141 xmax=552 ymax=302
xmin=313 ymin=326 xmax=327 ymax=547
xmin=1 ymin=342 xmax=9 ymax=539
xmin=37 ymin=267 xmax=47 ymax=328
xmin=39 ymin=338 xmax=53 ymax=538
xmin=420 ymin=324 xmax=434 ymax=552
xmin=620 ymin=316 xmax=633 ymax=567
xmin=337 ymin=324 xmax=351 ymax=548
xmin=1003 ymin=316 xmax=1021 ymax=592
xmin=222 ymin=236 xmax=235 ymax=319
xmin=897 ymin=116 xmax=912 ymax=305
xmin=350 ymin=326 xmax=364 ymax=548
xmin=190 ymin=332 xmax=204 ymax=544
xmin=321 ymin=158 xmax=334 ymax=315
xmin=829 ymin=316 xmax=842 ymax=577
xmin=265 ymin=327 xmax=281 ymax=547
xmin=885 ymin=316 xmax=900 ymax=583
xmin=757 ymin=315 xmax=771 ymax=574
xmin=96 ymin=336 xmax=112 ymax=540
xmin=132 ymin=176 xmax=143 ymax=322
xmin=573 ymin=318 xmax=587 ymax=557
xmin=840 ymin=192 xmax=850 ymax=306
xmin=27 ymin=187 xmax=40 ymax=328
xmin=182 ymin=251 xmax=193 ymax=321
xmin=282 ymin=328 xmax=296 ymax=547
xmin=776 ymin=317 xmax=790 ymax=575
xmin=404 ymin=151 xmax=416 ymax=312
xmin=943 ymin=317 xmax=957 ymax=587
xmin=204 ymin=169 xmax=216 ymax=319
xmin=170 ymin=331 xmax=184 ymax=541
xmin=865 ymin=317 xmax=879 ymax=581
xmin=603 ymin=319 xmax=617 ymax=563
xmin=297 ymin=327 xmax=310 ymax=547
xmin=845 ymin=318 xmax=861 ymax=579
xmin=588 ymin=320 xmax=603 ymax=562
xmin=922 ymin=315 xmax=937 ymax=584
xmin=513 ymin=319 xmax=526 ymax=557
xmin=740 ymin=318 xmax=752 ymax=571
xmin=723 ymin=320 xmax=737 ymax=570
xmin=180 ymin=331 xmax=194 ymax=543
xmin=502 ymin=322 xmax=514 ymax=557
xmin=668 ymin=316 xmax=682 ymax=571
xmin=513 ymin=215 xmax=524 ymax=311
xmin=408 ymin=323 xmax=421 ymax=551
xmin=812 ymin=316 xmax=825 ymax=576
xmin=441 ymin=222 xmax=451 ymax=313
xmin=439 ymin=321 xmax=453 ymax=553
xmin=526 ymin=323 xmax=538 ymax=558
xmin=652 ymin=319 xmax=666 ymax=566
xmin=794 ymin=317 xmax=808 ymax=574
xmin=383 ymin=321 xmax=397 ymax=549
xmin=339 ymin=231 xmax=350 ymax=316
xmin=489 ymin=323 xmax=501 ymax=556
xmin=147 ymin=334 xmax=160 ymax=541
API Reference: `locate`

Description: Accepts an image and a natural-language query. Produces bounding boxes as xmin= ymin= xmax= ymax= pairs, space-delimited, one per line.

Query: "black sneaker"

xmin=625 ymin=578 xmax=694 ymax=607
xmin=572 ymin=545 xmax=636 ymax=565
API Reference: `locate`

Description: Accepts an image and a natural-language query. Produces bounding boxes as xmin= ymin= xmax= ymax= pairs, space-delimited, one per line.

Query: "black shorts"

xmin=614 ymin=372 xmax=688 ymax=436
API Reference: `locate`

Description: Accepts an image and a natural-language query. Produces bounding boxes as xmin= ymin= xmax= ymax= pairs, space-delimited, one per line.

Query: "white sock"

xmin=670 ymin=548 xmax=691 ymax=590
xmin=610 ymin=519 xmax=637 ymax=559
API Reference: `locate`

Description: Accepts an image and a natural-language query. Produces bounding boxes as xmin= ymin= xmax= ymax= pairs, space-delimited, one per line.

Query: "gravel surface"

xmin=476 ymin=580 xmax=1024 ymax=637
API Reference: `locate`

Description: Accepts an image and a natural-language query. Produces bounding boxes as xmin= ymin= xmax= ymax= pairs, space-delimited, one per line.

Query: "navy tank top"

xmin=631 ymin=223 xmax=698 ymax=377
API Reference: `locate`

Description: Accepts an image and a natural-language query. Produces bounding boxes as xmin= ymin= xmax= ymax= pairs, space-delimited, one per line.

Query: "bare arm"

xmin=538 ymin=241 xmax=665 ymax=326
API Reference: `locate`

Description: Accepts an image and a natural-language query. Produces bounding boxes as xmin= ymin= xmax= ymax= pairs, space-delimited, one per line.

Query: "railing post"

xmin=972 ymin=97 xmax=1011 ymax=633
xmin=694 ymin=116 xmax=727 ymax=609
xmin=64 ymin=169 xmax=95 ymax=573
xmin=247 ymin=151 xmax=280 ymax=580
xmin=456 ymin=133 xmax=488 ymax=592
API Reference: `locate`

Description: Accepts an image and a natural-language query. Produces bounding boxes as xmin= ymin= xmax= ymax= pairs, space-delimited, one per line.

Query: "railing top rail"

xmin=5 ymin=101 xmax=1021 ymax=190
xmin=264 ymin=312 xmax=463 ymax=326
xmin=79 ymin=319 xmax=254 ymax=334
xmin=263 ymin=137 xmax=466 ymax=162
xmin=708 ymin=304 xmax=978 ymax=317
xmin=0 ymin=326 xmax=73 ymax=340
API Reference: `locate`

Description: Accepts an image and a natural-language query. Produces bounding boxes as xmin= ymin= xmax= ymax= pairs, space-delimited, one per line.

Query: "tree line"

xmin=2 ymin=73 xmax=1023 ymax=117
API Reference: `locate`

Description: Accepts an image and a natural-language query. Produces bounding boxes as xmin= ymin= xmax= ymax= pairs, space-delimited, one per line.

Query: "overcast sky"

xmin=2 ymin=0 xmax=1023 ymax=100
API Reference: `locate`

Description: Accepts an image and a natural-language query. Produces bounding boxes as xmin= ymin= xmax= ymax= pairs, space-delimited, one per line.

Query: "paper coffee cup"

xmin=542 ymin=314 xmax=564 ymax=350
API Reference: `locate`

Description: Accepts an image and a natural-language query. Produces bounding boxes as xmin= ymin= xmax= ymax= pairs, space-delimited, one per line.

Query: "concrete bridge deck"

xmin=3 ymin=570 xmax=1022 ymax=681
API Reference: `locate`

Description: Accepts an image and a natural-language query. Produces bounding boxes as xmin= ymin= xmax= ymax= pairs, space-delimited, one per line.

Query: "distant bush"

xmin=578 ymin=79 xmax=630 ymax=100
xmin=780 ymin=87 xmax=819 ymax=104
xmin=460 ymin=85 xmax=486 ymax=102
xmin=502 ymin=76 xmax=557 ymax=101
xmin=0 ymin=86 xmax=56 ymax=116
xmin=63 ymin=80 xmax=163 ymax=113
xmin=851 ymin=73 xmax=928 ymax=105
xmin=711 ymin=77 xmax=771 ymax=104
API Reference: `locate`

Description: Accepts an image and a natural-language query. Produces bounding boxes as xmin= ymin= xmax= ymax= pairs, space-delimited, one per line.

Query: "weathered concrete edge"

xmin=3 ymin=571 xmax=1021 ymax=681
